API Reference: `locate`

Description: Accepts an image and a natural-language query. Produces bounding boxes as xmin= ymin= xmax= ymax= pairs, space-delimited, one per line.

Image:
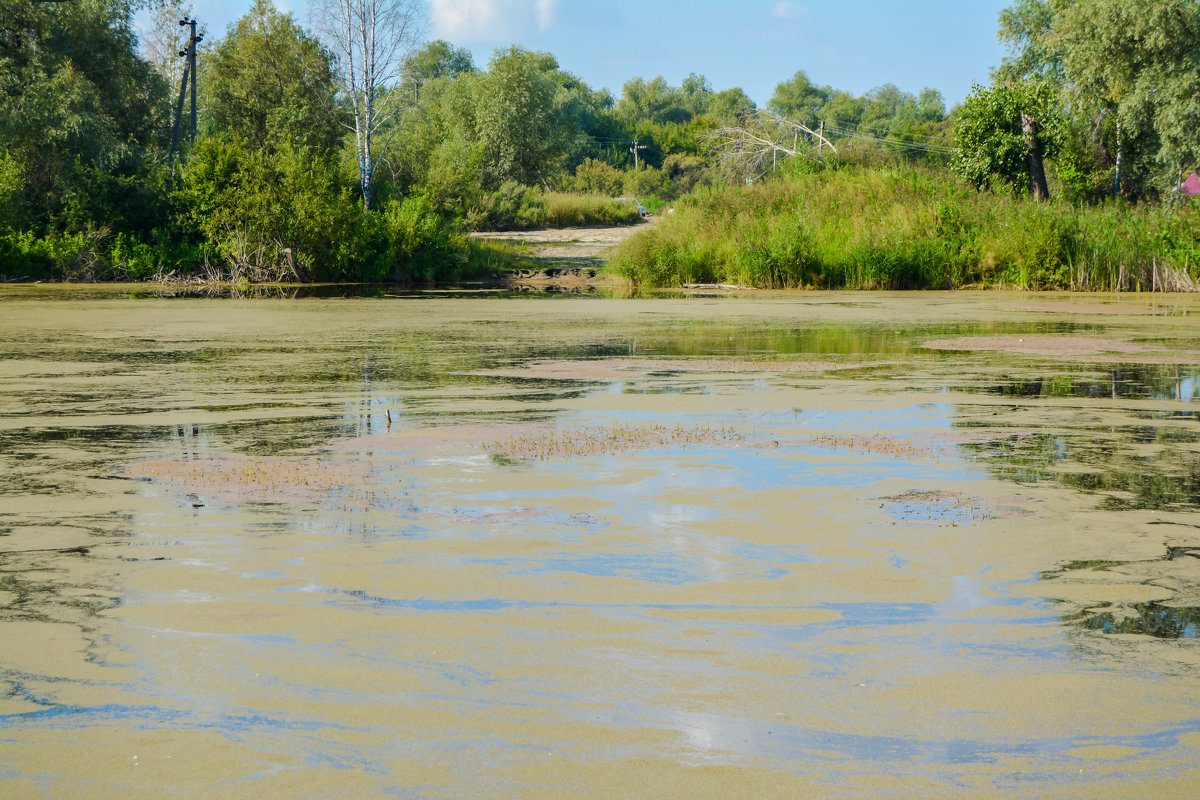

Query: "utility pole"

xmin=630 ymin=139 xmax=647 ymax=170
xmin=169 ymin=17 xmax=203 ymax=160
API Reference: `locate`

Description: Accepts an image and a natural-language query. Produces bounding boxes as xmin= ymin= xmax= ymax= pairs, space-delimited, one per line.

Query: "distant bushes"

xmin=611 ymin=159 xmax=1200 ymax=290
xmin=462 ymin=182 xmax=642 ymax=230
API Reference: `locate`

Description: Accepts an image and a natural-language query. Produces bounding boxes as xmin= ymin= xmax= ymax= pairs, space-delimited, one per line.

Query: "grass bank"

xmin=610 ymin=162 xmax=1200 ymax=291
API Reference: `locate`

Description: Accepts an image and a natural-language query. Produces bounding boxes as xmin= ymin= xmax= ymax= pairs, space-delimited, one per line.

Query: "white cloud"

xmin=534 ymin=0 xmax=557 ymax=33
xmin=771 ymin=1 xmax=808 ymax=20
xmin=430 ymin=0 xmax=558 ymax=43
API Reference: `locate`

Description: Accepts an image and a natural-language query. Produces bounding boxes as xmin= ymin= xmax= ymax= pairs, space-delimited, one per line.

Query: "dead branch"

xmin=706 ymin=110 xmax=837 ymax=181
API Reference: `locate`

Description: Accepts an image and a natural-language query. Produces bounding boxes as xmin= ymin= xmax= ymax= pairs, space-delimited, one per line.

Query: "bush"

xmin=375 ymin=195 xmax=472 ymax=284
xmin=175 ymin=138 xmax=375 ymax=281
xmin=571 ymin=158 xmax=625 ymax=196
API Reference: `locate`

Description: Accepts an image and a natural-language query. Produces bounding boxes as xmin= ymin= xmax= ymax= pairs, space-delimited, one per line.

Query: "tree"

xmin=996 ymin=0 xmax=1072 ymax=82
xmin=1053 ymin=0 xmax=1200 ymax=193
xmin=817 ymin=91 xmax=865 ymax=131
xmin=678 ymin=72 xmax=713 ymax=116
xmin=310 ymin=0 xmax=427 ymax=210
xmin=769 ymin=70 xmax=830 ymax=127
xmin=404 ymin=39 xmax=473 ymax=99
xmin=205 ymin=0 xmax=344 ymax=154
xmin=953 ymin=80 xmax=1059 ymax=200
xmin=859 ymin=84 xmax=911 ymax=137
xmin=709 ymin=87 xmax=756 ymax=123
xmin=0 ymin=0 xmax=167 ymax=232
xmin=617 ymin=76 xmax=688 ymax=124
xmin=471 ymin=47 xmax=568 ymax=186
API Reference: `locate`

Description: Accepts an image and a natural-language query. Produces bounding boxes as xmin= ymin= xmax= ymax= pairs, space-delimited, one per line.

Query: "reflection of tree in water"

xmin=971 ymin=363 xmax=1200 ymax=402
xmin=960 ymin=364 xmax=1200 ymax=513
xmin=967 ymin=432 xmax=1200 ymax=511
xmin=1071 ymin=602 xmax=1200 ymax=639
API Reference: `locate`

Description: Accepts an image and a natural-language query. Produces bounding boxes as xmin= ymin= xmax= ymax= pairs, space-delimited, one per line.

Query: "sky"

xmin=154 ymin=0 xmax=1012 ymax=107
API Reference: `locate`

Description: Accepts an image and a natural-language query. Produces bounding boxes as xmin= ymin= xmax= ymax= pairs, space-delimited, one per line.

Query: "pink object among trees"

xmin=1183 ymin=172 xmax=1200 ymax=196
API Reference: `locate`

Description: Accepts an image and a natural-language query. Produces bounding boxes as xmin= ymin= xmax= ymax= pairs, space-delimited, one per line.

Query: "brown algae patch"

xmin=126 ymin=457 xmax=370 ymax=505
xmin=471 ymin=357 xmax=842 ymax=381
xmin=809 ymin=433 xmax=937 ymax=460
xmin=484 ymin=423 xmax=745 ymax=461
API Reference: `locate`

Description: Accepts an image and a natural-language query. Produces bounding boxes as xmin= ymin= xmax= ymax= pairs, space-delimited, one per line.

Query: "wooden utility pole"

xmin=169 ymin=17 xmax=203 ymax=160
xmin=630 ymin=139 xmax=647 ymax=170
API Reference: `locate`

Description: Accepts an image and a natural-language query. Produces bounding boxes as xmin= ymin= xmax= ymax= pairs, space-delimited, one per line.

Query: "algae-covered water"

xmin=2 ymin=286 xmax=1200 ymax=798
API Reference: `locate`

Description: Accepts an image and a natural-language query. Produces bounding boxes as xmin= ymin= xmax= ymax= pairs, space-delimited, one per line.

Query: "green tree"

xmin=175 ymin=137 xmax=371 ymax=280
xmin=0 ymin=0 xmax=167 ymax=232
xmin=859 ymin=84 xmax=912 ymax=137
xmin=472 ymin=47 xmax=572 ymax=185
xmin=618 ymin=76 xmax=688 ymax=124
xmin=817 ymin=91 xmax=865 ymax=132
xmin=769 ymin=70 xmax=830 ymax=127
xmin=953 ymin=80 xmax=1060 ymax=199
xmin=204 ymin=0 xmax=344 ymax=154
xmin=678 ymin=72 xmax=713 ymax=116
xmin=709 ymin=87 xmax=756 ymax=123
xmin=404 ymin=39 xmax=474 ymax=99
xmin=1053 ymin=0 xmax=1200 ymax=193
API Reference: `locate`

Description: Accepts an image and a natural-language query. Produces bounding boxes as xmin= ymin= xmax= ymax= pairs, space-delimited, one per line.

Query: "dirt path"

xmin=471 ymin=220 xmax=654 ymax=289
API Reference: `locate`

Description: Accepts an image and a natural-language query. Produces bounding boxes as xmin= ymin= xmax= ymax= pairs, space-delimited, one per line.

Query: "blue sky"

xmin=162 ymin=0 xmax=1011 ymax=107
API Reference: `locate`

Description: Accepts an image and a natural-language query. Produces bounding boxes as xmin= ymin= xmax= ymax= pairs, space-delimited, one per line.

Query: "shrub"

xmin=571 ymin=158 xmax=625 ymax=196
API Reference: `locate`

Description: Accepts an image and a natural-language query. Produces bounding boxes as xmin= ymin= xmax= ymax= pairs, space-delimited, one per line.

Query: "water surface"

xmin=2 ymin=287 xmax=1200 ymax=798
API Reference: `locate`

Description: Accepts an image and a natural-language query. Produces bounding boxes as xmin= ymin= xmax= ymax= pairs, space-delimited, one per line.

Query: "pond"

xmin=2 ymin=286 xmax=1199 ymax=797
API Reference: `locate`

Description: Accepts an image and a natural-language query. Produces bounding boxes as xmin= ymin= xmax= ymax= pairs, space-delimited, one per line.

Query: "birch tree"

xmin=310 ymin=0 xmax=426 ymax=210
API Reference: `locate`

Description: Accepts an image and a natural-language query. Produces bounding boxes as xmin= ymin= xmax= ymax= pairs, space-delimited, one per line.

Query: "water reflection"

xmin=1072 ymin=603 xmax=1200 ymax=639
xmin=962 ymin=364 xmax=1200 ymax=403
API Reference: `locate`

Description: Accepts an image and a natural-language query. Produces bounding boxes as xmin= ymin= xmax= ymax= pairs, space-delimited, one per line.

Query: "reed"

xmin=611 ymin=161 xmax=1200 ymax=291
xmin=809 ymin=433 xmax=936 ymax=461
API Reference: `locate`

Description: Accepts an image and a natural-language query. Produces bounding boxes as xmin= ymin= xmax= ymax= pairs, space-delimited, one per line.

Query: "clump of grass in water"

xmin=809 ymin=433 xmax=935 ymax=460
xmin=127 ymin=458 xmax=370 ymax=502
xmin=484 ymin=423 xmax=743 ymax=461
xmin=880 ymin=490 xmax=998 ymax=525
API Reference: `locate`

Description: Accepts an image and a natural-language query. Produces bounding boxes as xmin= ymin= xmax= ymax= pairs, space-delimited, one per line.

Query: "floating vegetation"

xmin=470 ymin=357 xmax=841 ymax=382
xmin=126 ymin=457 xmax=370 ymax=506
xmin=921 ymin=335 xmax=1200 ymax=364
xmin=483 ymin=422 xmax=744 ymax=461
xmin=878 ymin=490 xmax=998 ymax=526
xmin=809 ymin=433 xmax=936 ymax=461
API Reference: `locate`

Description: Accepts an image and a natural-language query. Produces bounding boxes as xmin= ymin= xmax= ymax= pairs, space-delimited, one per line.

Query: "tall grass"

xmin=465 ymin=184 xmax=642 ymax=231
xmin=611 ymin=161 xmax=1200 ymax=291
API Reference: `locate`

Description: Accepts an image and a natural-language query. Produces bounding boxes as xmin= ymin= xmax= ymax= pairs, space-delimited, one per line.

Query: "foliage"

xmin=952 ymin=80 xmax=1060 ymax=193
xmin=769 ymin=71 xmax=830 ymax=127
xmin=203 ymin=0 xmax=344 ymax=154
xmin=611 ymin=160 xmax=1200 ymax=291
xmin=0 ymin=0 xmax=167 ymax=233
xmin=404 ymin=39 xmax=474 ymax=97
xmin=175 ymin=139 xmax=371 ymax=281
xmin=993 ymin=0 xmax=1200 ymax=197
xmin=571 ymin=158 xmax=625 ymax=196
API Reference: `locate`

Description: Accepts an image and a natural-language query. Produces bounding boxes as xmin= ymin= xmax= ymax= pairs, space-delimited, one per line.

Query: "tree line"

xmin=0 ymin=0 xmax=960 ymax=283
xmin=1 ymin=0 xmax=1194 ymax=285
